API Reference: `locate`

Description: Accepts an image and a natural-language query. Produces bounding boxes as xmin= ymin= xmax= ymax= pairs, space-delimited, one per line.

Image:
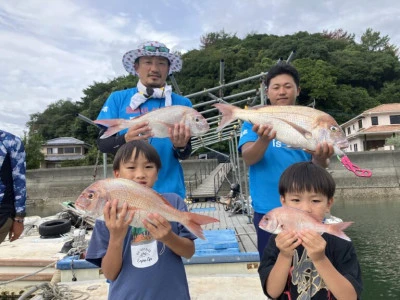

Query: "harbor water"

xmin=27 ymin=198 xmax=400 ymax=299
xmin=331 ymin=198 xmax=400 ymax=299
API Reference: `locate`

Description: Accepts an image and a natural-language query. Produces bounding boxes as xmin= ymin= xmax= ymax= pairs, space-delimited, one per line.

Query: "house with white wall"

xmin=41 ymin=137 xmax=91 ymax=168
xmin=341 ymin=103 xmax=400 ymax=152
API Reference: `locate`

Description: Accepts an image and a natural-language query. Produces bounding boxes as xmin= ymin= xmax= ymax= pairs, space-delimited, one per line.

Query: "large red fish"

xmin=259 ymin=206 xmax=353 ymax=241
xmin=74 ymin=178 xmax=218 ymax=240
xmin=214 ymin=103 xmax=349 ymax=155
xmin=95 ymin=105 xmax=209 ymax=139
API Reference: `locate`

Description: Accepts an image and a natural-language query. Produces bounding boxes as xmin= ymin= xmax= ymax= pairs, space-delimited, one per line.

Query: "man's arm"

xmin=173 ymin=139 xmax=192 ymax=160
xmin=241 ymin=124 xmax=276 ymax=166
xmin=96 ymin=127 xmax=126 ymax=154
xmin=9 ymin=136 xmax=26 ymax=242
xmin=11 ymin=137 xmax=26 ymax=217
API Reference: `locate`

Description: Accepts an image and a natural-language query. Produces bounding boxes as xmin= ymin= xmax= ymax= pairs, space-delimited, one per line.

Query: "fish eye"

xmin=87 ymin=193 xmax=94 ymax=200
xmin=330 ymin=126 xmax=339 ymax=132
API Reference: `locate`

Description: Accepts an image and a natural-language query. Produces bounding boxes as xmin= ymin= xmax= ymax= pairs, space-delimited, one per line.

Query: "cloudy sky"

xmin=1 ymin=0 xmax=399 ymax=137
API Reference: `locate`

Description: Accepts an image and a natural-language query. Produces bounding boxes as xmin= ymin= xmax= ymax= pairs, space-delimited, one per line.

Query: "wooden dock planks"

xmin=189 ymin=201 xmax=258 ymax=253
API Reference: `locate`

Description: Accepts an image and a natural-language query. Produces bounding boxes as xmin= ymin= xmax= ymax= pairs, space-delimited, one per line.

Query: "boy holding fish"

xmin=258 ymin=162 xmax=362 ymax=299
xmin=236 ymin=63 xmax=337 ymax=258
xmin=84 ymin=141 xmax=215 ymax=299
xmin=95 ymin=41 xmax=199 ymax=200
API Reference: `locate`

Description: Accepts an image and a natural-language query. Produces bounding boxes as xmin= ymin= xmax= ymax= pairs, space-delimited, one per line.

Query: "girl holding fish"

xmin=258 ymin=162 xmax=362 ymax=299
xmin=85 ymin=141 xmax=207 ymax=299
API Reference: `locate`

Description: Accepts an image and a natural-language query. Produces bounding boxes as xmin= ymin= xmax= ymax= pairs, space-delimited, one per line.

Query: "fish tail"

xmin=183 ymin=212 xmax=219 ymax=240
xmin=213 ymin=103 xmax=238 ymax=132
xmin=326 ymin=221 xmax=353 ymax=241
xmin=94 ymin=119 xmax=131 ymax=139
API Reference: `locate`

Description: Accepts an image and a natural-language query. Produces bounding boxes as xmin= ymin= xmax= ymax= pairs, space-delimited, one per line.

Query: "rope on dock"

xmin=18 ymin=282 xmax=90 ymax=300
xmin=0 ymin=261 xmax=57 ymax=286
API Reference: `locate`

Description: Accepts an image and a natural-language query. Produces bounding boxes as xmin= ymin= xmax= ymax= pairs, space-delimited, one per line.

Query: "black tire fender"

xmin=39 ymin=219 xmax=71 ymax=237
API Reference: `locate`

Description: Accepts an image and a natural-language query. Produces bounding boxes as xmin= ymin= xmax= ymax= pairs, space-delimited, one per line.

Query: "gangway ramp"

xmin=189 ymin=163 xmax=232 ymax=200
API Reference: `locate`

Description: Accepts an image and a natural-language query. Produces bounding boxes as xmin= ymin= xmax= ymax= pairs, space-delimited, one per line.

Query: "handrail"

xmin=186 ymin=159 xmax=218 ymax=199
xmin=213 ymin=163 xmax=232 ymax=199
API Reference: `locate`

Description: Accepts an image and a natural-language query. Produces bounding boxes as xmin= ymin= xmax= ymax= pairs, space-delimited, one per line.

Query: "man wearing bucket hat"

xmin=96 ymin=41 xmax=192 ymax=199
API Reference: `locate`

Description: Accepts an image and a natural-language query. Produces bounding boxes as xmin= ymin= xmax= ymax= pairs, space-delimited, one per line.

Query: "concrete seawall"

xmin=26 ymin=151 xmax=400 ymax=206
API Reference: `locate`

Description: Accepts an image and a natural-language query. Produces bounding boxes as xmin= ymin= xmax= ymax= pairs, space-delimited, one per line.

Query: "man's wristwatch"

xmin=14 ymin=212 xmax=26 ymax=223
xmin=174 ymin=145 xmax=187 ymax=152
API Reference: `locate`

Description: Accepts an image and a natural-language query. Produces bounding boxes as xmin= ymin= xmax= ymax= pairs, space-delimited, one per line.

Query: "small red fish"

xmin=95 ymin=105 xmax=209 ymax=139
xmin=213 ymin=103 xmax=349 ymax=155
xmin=259 ymin=206 xmax=353 ymax=241
xmin=75 ymin=178 xmax=219 ymax=240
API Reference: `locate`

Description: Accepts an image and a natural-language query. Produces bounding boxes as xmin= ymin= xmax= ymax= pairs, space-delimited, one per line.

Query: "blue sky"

xmin=1 ymin=0 xmax=399 ymax=137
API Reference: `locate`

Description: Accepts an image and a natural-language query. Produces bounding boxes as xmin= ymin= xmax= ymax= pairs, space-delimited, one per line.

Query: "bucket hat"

xmin=122 ymin=41 xmax=182 ymax=76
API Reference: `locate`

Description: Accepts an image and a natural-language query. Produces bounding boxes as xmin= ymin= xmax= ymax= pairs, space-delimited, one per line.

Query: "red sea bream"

xmin=75 ymin=178 xmax=219 ymax=240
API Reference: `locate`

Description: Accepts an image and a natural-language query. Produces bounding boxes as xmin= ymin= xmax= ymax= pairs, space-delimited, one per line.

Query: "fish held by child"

xmin=74 ymin=178 xmax=219 ymax=240
xmin=95 ymin=105 xmax=209 ymax=139
xmin=213 ymin=103 xmax=349 ymax=156
xmin=258 ymin=206 xmax=353 ymax=241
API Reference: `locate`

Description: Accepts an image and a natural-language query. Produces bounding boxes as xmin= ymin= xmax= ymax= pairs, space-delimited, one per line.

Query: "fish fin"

xmin=326 ymin=221 xmax=353 ymax=241
xmin=94 ymin=119 xmax=131 ymax=139
xmin=182 ymin=212 xmax=219 ymax=240
xmin=213 ymin=103 xmax=238 ymax=132
xmin=158 ymin=195 xmax=175 ymax=208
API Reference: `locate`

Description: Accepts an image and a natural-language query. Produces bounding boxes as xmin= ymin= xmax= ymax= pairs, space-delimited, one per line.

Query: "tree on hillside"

xmin=322 ymin=28 xmax=355 ymax=42
xmin=23 ymin=133 xmax=44 ymax=169
xmin=200 ymin=30 xmax=240 ymax=49
xmin=25 ymin=29 xmax=400 ymax=163
xmin=361 ymin=28 xmax=393 ymax=52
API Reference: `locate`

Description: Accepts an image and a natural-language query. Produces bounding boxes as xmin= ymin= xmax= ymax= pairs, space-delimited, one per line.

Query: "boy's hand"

xmin=298 ymin=230 xmax=327 ymax=262
xmin=142 ymin=213 xmax=173 ymax=242
xmin=103 ymin=199 xmax=133 ymax=240
xmin=276 ymin=230 xmax=302 ymax=259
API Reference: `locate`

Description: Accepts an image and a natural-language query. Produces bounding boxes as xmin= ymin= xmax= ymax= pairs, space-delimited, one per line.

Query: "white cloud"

xmin=0 ymin=0 xmax=399 ymax=137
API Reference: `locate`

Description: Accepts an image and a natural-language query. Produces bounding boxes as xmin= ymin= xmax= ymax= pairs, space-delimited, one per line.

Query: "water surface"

xmin=332 ymin=199 xmax=400 ymax=299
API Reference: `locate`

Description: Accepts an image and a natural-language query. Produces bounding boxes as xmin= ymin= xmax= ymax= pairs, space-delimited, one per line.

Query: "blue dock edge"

xmin=183 ymin=229 xmax=259 ymax=265
xmin=56 ymin=255 xmax=98 ymax=270
xmin=57 ymin=229 xmax=259 ymax=270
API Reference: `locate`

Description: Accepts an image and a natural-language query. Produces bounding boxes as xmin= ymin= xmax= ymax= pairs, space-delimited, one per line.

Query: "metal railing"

xmin=185 ymin=159 xmax=218 ymax=199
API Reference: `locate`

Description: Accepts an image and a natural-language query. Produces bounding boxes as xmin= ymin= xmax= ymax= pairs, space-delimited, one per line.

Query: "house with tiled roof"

xmin=41 ymin=137 xmax=91 ymax=168
xmin=341 ymin=103 xmax=400 ymax=152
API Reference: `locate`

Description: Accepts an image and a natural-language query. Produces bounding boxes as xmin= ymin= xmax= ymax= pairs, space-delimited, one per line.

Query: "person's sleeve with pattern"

xmin=11 ymin=136 xmax=26 ymax=216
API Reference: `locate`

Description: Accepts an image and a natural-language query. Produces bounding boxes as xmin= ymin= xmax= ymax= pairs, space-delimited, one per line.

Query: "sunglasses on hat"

xmin=143 ymin=45 xmax=170 ymax=53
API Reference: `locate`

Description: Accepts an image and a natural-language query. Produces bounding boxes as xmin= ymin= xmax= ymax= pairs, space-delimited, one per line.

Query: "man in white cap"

xmin=96 ymin=41 xmax=192 ymax=199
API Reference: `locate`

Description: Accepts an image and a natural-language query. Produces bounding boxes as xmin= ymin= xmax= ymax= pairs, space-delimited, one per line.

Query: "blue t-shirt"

xmin=238 ymin=121 xmax=311 ymax=214
xmin=97 ymin=88 xmax=192 ymax=199
xmin=85 ymin=192 xmax=196 ymax=300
